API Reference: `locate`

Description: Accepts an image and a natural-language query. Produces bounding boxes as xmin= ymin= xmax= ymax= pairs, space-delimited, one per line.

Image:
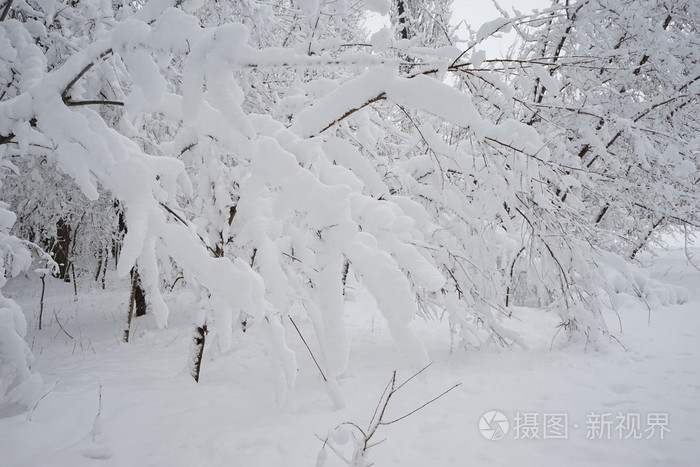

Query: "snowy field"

xmin=0 ymin=241 xmax=698 ymax=467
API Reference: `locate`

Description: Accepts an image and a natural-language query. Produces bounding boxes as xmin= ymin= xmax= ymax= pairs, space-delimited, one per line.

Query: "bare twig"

xmin=53 ymin=310 xmax=74 ymax=339
xmin=38 ymin=274 xmax=46 ymax=330
xmin=64 ymin=99 xmax=124 ymax=107
xmin=393 ymin=362 xmax=433 ymax=393
xmin=169 ymin=276 xmax=184 ymax=291
xmin=367 ymin=372 xmax=395 ymax=433
xmin=320 ymin=365 xmax=460 ymax=466
xmin=380 ymin=382 xmax=462 ymax=425
xmin=159 ymin=202 xmax=220 ymax=257
xmin=609 ymin=334 xmax=628 ymax=352
xmin=28 ymin=379 xmax=59 ymax=422
xmin=317 ymin=93 xmax=386 ymax=134
xmin=288 ymin=315 xmax=327 ymax=382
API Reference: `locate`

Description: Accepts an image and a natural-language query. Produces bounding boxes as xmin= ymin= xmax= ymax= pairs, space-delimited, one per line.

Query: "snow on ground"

xmin=1 ymin=243 xmax=699 ymax=466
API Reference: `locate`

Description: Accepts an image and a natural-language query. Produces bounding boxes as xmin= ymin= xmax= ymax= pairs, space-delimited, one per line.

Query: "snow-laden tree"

xmin=473 ymin=0 xmax=699 ymax=326
xmin=1 ymin=0 xmax=696 ymax=411
xmin=2 ymin=0 xmax=438 ymax=406
xmin=431 ymin=0 xmax=696 ymax=342
xmin=355 ymin=2 xmax=611 ymax=347
xmin=0 ymin=0 xmax=127 ymax=286
xmin=510 ymin=0 xmax=700 ymax=259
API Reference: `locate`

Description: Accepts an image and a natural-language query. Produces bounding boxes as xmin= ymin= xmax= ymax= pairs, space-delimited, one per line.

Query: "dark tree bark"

xmin=113 ymin=201 xmax=126 ymax=268
xmin=396 ymin=0 xmax=410 ymax=40
xmin=341 ymin=259 xmax=350 ymax=296
xmin=123 ymin=269 xmax=138 ymax=343
xmin=38 ymin=274 xmax=46 ymax=330
xmin=131 ymin=267 xmax=147 ymax=317
xmin=116 ymin=200 xmax=148 ymax=317
xmin=122 ymin=264 xmax=149 ymax=341
xmin=52 ymin=219 xmax=72 ymax=282
xmin=191 ymin=324 xmax=208 ymax=383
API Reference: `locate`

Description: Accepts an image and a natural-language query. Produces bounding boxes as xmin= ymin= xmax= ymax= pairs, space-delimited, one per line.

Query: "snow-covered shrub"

xmin=0 ymin=204 xmax=41 ymax=416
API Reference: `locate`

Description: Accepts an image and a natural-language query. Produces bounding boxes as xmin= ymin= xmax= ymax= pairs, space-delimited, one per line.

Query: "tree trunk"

xmin=191 ymin=324 xmax=208 ymax=383
xmin=396 ymin=0 xmax=409 ymax=40
xmin=53 ymin=219 xmax=71 ymax=282
xmin=123 ymin=269 xmax=138 ymax=343
xmin=131 ymin=267 xmax=147 ymax=317
xmin=113 ymin=201 xmax=126 ymax=269
xmin=38 ymin=274 xmax=46 ymax=330
xmin=341 ymin=259 xmax=350 ymax=296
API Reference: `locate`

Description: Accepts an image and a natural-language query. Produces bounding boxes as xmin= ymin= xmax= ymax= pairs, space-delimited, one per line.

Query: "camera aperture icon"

xmin=480 ymin=411 xmax=509 ymax=440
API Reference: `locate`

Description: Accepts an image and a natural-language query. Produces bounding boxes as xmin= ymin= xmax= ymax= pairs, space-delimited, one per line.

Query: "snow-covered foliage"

xmin=0 ymin=203 xmax=42 ymax=415
xmin=510 ymin=0 xmax=700 ymax=259
xmin=0 ymin=0 xmax=697 ymax=411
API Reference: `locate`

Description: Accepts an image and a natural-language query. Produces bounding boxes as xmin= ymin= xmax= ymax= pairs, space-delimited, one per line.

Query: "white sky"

xmin=452 ymin=0 xmax=550 ymax=56
xmin=451 ymin=0 xmax=550 ymax=30
xmin=366 ymin=0 xmax=550 ymax=57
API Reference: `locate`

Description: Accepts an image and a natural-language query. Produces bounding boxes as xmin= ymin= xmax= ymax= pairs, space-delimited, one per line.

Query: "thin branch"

xmin=159 ymin=202 xmax=220 ymax=257
xmin=281 ymin=252 xmax=303 ymax=263
xmin=631 ymin=203 xmax=699 ymax=229
xmin=317 ymin=93 xmax=386 ymax=134
xmin=65 ymin=99 xmax=124 ymax=107
xmin=288 ymin=315 xmax=327 ymax=382
xmin=610 ymin=334 xmax=628 ymax=352
xmin=366 ymin=371 xmax=396 ymax=442
xmin=315 ymin=434 xmax=351 ymax=465
xmin=61 ymin=49 xmax=114 ymax=101
xmin=394 ymin=362 xmax=433 ymax=393
xmin=338 ymin=421 xmax=368 ymax=440
xmin=380 ymin=383 xmax=462 ymax=425
xmin=367 ymin=374 xmax=395 ymax=432
xmin=28 ymin=378 xmax=59 ymax=422
xmin=0 ymin=0 xmax=14 ymax=21
xmin=53 ymin=310 xmax=74 ymax=339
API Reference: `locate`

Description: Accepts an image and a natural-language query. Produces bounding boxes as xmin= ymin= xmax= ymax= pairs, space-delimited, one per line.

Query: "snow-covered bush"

xmin=0 ymin=204 xmax=42 ymax=416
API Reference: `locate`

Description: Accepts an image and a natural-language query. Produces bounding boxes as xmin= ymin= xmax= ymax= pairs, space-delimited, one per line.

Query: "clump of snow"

xmin=370 ymin=28 xmax=392 ymax=52
xmin=475 ymin=17 xmax=512 ymax=43
xmin=296 ymin=0 xmax=319 ymax=17
xmin=531 ymin=64 xmax=559 ymax=97
xmin=363 ymin=0 xmax=390 ymax=15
